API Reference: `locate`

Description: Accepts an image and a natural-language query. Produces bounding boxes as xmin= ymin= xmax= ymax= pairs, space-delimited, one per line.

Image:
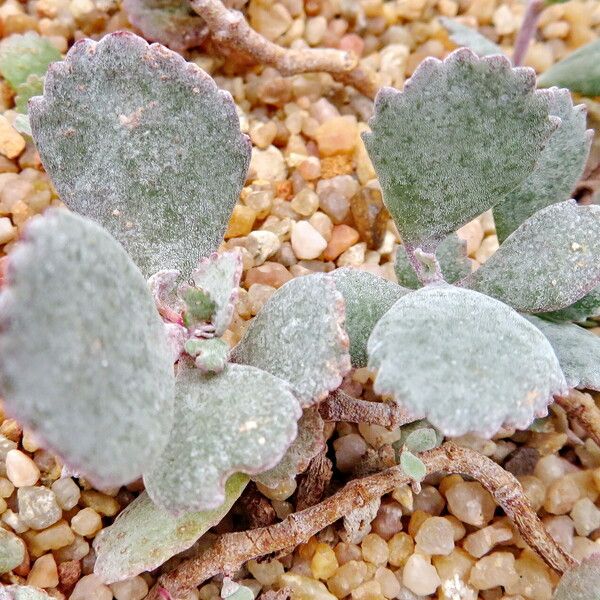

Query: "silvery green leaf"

xmin=541 ymin=286 xmax=600 ymax=324
xmin=123 ymin=0 xmax=209 ymax=51
xmin=331 ymin=268 xmax=408 ymax=368
xmin=191 ymin=250 xmax=243 ymax=336
xmin=362 ymin=48 xmax=557 ymax=249
xmin=394 ymin=234 xmax=471 ymax=289
xmin=552 ymin=554 xmax=600 ymax=600
xmin=400 ymin=450 xmax=426 ymax=481
xmin=13 ymin=114 xmax=32 ymax=137
xmin=231 ymin=274 xmax=351 ymax=407
xmin=439 ymin=18 xmax=505 ymax=57
xmin=0 ymin=210 xmax=174 ymax=487
xmin=93 ymin=474 xmax=248 ymax=583
xmin=0 ymin=587 xmax=51 ymax=600
xmin=466 ymin=201 xmax=600 ymax=313
xmin=185 ymin=337 xmax=229 ymax=373
xmin=404 ymin=428 xmax=438 ymax=453
xmin=29 ymin=32 xmax=251 ymax=278
xmin=368 ymin=285 xmax=566 ymax=437
xmin=539 ymin=39 xmax=600 ymax=97
xmin=144 ymin=362 xmax=301 ymax=514
xmin=252 ymin=407 xmax=325 ymax=489
xmin=0 ymin=32 xmax=60 ymax=90
xmin=15 ymin=74 xmax=44 ymax=114
xmin=526 ymin=316 xmax=600 ymax=390
xmin=494 ymin=89 xmax=592 ymax=242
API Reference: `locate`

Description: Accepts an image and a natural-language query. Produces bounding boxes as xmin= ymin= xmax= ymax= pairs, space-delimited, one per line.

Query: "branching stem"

xmin=189 ymin=0 xmax=378 ymax=98
xmin=556 ymin=390 xmax=600 ymax=448
xmin=146 ymin=443 xmax=575 ymax=599
xmin=318 ymin=389 xmax=414 ymax=429
xmin=513 ymin=0 xmax=544 ymax=66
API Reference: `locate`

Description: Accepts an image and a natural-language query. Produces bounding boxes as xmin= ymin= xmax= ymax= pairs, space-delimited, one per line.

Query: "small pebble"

xmin=401 ymin=553 xmax=440 ymax=596
xmin=18 ymin=486 xmax=62 ymax=530
xmin=70 ymin=573 xmax=113 ymax=600
xmin=414 ymin=516 xmax=454 ymax=555
xmin=291 ymin=220 xmax=328 ymax=260
xmin=445 ymin=481 xmax=496 ymax=526
xmin=6 ymin=449 xmax=40 ymax=487
xmin=71 ymin=507 xmax=103 ymax=537
xmin=0 ymin=528 xmax=26 ymax=574
xmin=110 ymin=575 xmax=150 ymax=600
xmin=27 ymin=553 xmax=58 ymax=588
xmin=51 ymin=477 xmax=81 ymax=510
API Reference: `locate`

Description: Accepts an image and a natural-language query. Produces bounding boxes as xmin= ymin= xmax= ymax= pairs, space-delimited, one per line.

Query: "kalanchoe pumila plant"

xmin=2 ymin=28 xmax=600 ymax=593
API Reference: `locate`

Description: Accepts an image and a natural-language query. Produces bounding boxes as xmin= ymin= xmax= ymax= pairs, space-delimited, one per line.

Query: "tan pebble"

xmin=524 ymin=42 xmax=554 ymax=73
xmin=338 ymin=242 xmax=367 ymax=267
xmin=474 ymin=235 xmax=499 ymax=263
xmin=70 ymin=573 xmax=113 ymax=600
xmin=544 ymin=477 xmax=580 ymax=515
xmin=311 ymin=542 xmax=339 ymax=580
xmin=402 ymin=553 xmax=440 ymax=596
xmin=110 ymin=575 xmax=149 ymax=600
xmin=323 ymin=225 xmax=360 ymax=261
xmin=463 ymin=521 xmax=513 ymax=558
xmin=327 ymin=560 xmax=368 ymax=597
xmin=71 ymin=507 xmax=102 ymax=537
xmin=27 ymin=553 xmax=58 ymax=588
xmin=493 ymin=5 xmax=517 ymax=35
xmin=6 ymin=449 xmax=40 ymax=487
xmin=457 ymin=219 xmax=484 ymax=256
xmin=361 ymin=533 xmax=389 ymax=565
xmin=281 ymin=572 xmax=337 ymax=600
xmin=57 ymin=559 xmax=82 ymax=591
xmin=249 ymin=145 xmax=287 ymax=181
xmin=23 ymin=520 xmax=75 ymax=557
xmin=246 ymin=262 xmax=292 ymax=289
xmin=0 ymin=116 xmax=25 ymax=159
xmin=445 ymin=481 xmax=496 ymax=526
xmin=249 ymin=2 xmax=292 ymax=41
xmin=469 ymin=552 xmax=519 ymax=590
xmin=543 ymin=20 xmax=570 ymax=39
xmin=433 ymin=547 xmax=476 ymax=584
xmin=298 ymin=156 xmax=321 ymax=180
xmin=315 ymin=116 xmax=358 ymax=157
xmin=80 ymin=490 xmax=120 ymax=516
xmin=291 ymin=188 xmax=319 ymax=217
xmin=225 ymin=205 xmax=257 ymax=239
xmin=291 ymin=220 xmax=327 ymax=260
xmin=415 ymin=516 xmax=454 ymax=556
xmin=437 ymin=0 xmax=458 ymax=17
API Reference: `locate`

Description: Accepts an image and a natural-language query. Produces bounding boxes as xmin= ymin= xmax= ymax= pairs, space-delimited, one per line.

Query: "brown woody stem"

xmin=556 ymin=390 xmax=600 ymax=448
xmin=189 ymin=0 xmax=378 ymax=98
xmin=512 ymin=0 xmax=544 ymax=66
xmin=147 ymin=443 xmax=575 ymax=599
xmin=318 ymin=389 xmax=413 ymax=429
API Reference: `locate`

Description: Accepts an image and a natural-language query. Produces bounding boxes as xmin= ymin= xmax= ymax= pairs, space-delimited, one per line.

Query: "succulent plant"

xmin=2 ymin=29 xmax=600 ymax=592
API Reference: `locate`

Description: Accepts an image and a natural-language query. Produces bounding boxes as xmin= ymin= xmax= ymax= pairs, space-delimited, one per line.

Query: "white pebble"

xmin=6 ymin=449 xmax=40 ymax=487
xmin=291 ymin=220 xmax=327 ymax=260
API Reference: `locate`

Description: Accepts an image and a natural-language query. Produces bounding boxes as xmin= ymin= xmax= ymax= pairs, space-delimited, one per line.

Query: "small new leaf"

xmin=186 ymin=337 xmax=229 ymax=373
xmin=144 ymin=362 xmax=301 ymax=514
xmin=395 ymin=234 xmax=471 ymax=289
xmin=527 ymin=316 xmax=600 ymax=391
xmin=439 ymin=18 xmax=505 ymax=57
xmin=552 ymin=554 xmax=600 ymax=600
xmin=231 ymin=274 xmax=351 ymax=407
xmin=368 ymin=286 xmax=566 ymax=437
xmin=466 ymin=201 xmax=600 ymax=312
xmin=93 ymin=474 xmax=248 ymax=583
xmin=15 ymin=74 xmax=44 ymax=114
xmin=494 ymin=89 xmax=592 ymax=242
xmin=181 ymin=285 xmax=216 ymax=328
xmin=331 ymin=268 xmax=408 ymax=367
xmin=363 ymin=48 xmax=557 ymax=249
xmin=29 ymin=32 xmax=251 ymax=277
xmin=0 ymin=32 xmax=60 ymax=90
xmin=191 ymin=250 xmax=243 ymax=336
xmin=400 ymin=449 xmax=426 ymax=482
xmin=539 ymin=39 xmax=600 ymax=97
xmin=123 ymin=0 xmax=209 ymax=51
xmin=404 ymin=428 xmax=438 ymax=453
xmin=0 ymin=210 xmax=174 ymax=487
xmin=253 ymin=407 xmax=325 ymax=489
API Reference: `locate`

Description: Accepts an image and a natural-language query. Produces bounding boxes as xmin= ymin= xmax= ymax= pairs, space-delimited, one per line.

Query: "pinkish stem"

xmin=513 ymin=0 xmax=544 ymax=66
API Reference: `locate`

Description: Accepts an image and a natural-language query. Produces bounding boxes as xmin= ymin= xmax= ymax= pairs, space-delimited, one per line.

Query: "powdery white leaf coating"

xmin=526 ymin=316 xmax=600 ymax=390
xmin=0 ymin=209 xmax=174 ymax=487
xmin=144 ymin=362 xmax=301 ymax=514
xmin=363 ymin=48 xmax=557 ymax=250
xmin=29 ymin=31 xmax=251 ymax=278
xmin=0 ymin=32 xmax=61 ymax=90
xmin=439 ymin=18 xmax=505 ymax=57
xmin=541 ymin=285 xmax=600 ymax=324
xmin=331 ymin=268 xmax=408 ymax=368
xmin=494 ymin=89 xmax=592 ymax=242
xmin=0 ymin=587 xmax=51 ymax=600
xmin=93 ymin=474 xmax=248 ymax=583
xmin=552 ymin=554 xmax=600 ymax=600
xmin=395 ymin=234 xmax=471 ymax=289
xmin=191 ymin=250 xmax=243 ymax=336
xmin=252 ymin=407 xmax=325 ymax=489
xmin=466 ymin=201 xmax=600 ymax=313
xmin=188 ymin=337 xmax=229 ymax=373
xmin=231 ymin=274 xmax=351 ymax=407
xmin=123 ymin=0 xmax=209 ymax=51
xmin=539 ymin=39 xmax=600 ymax=97
xmin=368 ymin=285 xmax=566 ymax=437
